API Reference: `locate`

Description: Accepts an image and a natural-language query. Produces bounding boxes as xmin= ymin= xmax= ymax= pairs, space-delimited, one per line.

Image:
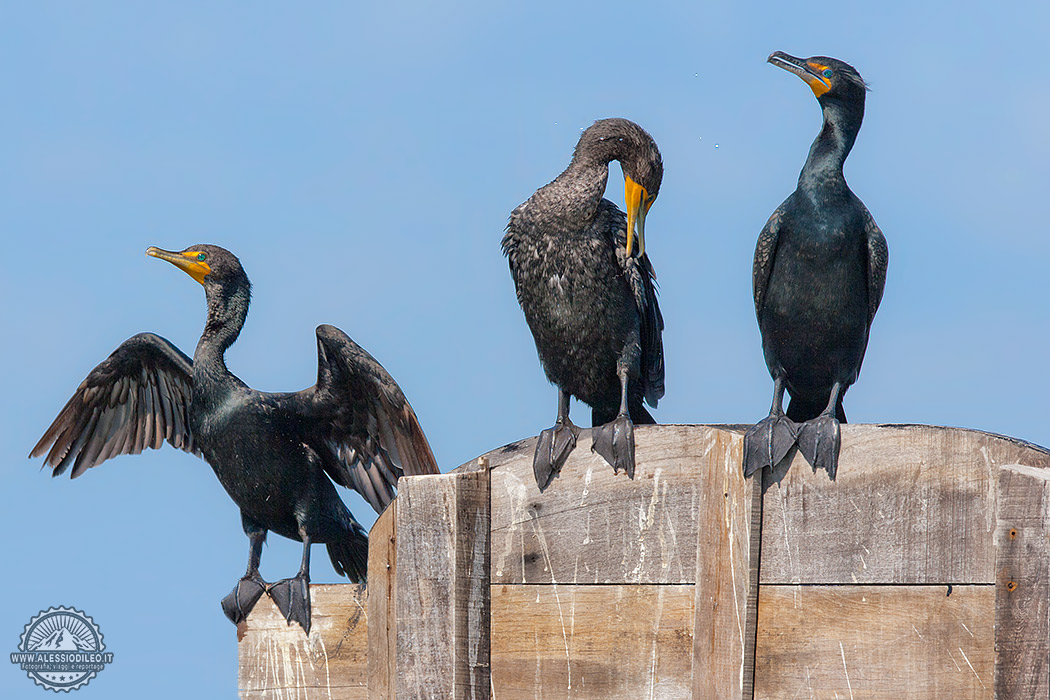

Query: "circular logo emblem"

xmin=10 ymin=607 xmax=114 ymax=692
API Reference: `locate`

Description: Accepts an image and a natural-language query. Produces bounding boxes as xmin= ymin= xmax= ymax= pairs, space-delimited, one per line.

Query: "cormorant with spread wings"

xmin=31 ymin=244 xmax=438 ymax=633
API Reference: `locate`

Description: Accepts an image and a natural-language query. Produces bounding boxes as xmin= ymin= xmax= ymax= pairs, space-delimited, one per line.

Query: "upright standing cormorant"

xmin=504 ymin=118 xmax=665 ymax=489
xmin=744 ymin=52 xmax=888 ymax=479
xmin=31 ymin=245 xmax=438 ymax=633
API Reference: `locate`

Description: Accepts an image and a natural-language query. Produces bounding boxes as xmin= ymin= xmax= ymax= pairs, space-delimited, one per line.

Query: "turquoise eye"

xmin=822 ymin=68 xmax=834 ymax=78
xmin=197 ymin=253 xmax=207 ymax=261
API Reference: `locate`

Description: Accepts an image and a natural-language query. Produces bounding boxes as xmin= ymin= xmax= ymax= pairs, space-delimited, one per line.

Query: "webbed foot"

xmin=592 ymin=414 xmax=636 ymax=478
xmin=797 ymin=414 xmax=841 ymax=479
xmin=268 ymin=574 xmax=312 ymax=634
xmin=534 ymin=420 xmax=580 ymax=490
xmin=743 ymin=413 xmax=798 ymax=477
xmin=221 ymin=573 xmax=267 ymax=625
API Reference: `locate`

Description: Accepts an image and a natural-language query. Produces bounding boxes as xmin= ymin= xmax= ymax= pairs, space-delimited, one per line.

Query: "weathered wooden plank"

xmin=755 ymin=585 xmax=993 ymax=700
xmin=692 ymin=439 xmax=761 ymax=700
xmin=489 ymin=425 xmax=742 ymax=585
xmin=491 ymin=584 xmax=694 ymax=700
xmin=994 ymin=464 xmax=1050 ymax=698
xmin=239 ymin=584 xmax=368 ymax=700
xmin=761 ymin=425 xmax=1050 ymax=585
xmin=366 ymin=503 xmax=397 ymax=699
xmin=394 ymin=470 xmax=491 ymax=700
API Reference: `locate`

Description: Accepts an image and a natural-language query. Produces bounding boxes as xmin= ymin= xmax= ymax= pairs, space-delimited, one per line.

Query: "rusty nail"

xmin=1006 ymin=580 xmax=1018 ymax=592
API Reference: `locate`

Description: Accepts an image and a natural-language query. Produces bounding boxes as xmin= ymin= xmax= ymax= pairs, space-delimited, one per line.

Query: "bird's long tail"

xmin=326 ymin=520 xmax=369 ymax=583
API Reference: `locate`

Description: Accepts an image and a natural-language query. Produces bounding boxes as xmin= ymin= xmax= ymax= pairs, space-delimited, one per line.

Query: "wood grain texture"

xmin=491 ymin=584 xmax=694 ymax=700
xmin=761 ymin=425 xmax=1050 ymax=585
xmin=488 ymin=425 xmax=743 ymax=584
xmin=993 ymin=464 xmax=1050 ymax=699
xmin=692 ymin=442 xmax=762 ymax=700
xmin=394 ymin=470 xmax=491 ymax=700
xmin=755 ymin=585 xmax=993 ymax=700
xmin=366 ymin=504 xmax=397 ymax=699
xmin=239 ymin=584 xmax=368 ymax=700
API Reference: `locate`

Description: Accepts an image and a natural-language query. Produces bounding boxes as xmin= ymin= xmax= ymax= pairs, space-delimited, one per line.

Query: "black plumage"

xmin=744 ymin=52 xmax=888 ymax=479
xmin=503 ymin=118 xmax=665 ymax=488
xmin=31 ymin=245 xmax=438 ymax=633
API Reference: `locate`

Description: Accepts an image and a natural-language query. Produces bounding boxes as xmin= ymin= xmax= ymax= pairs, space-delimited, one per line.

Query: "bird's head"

xmin=146 ymin=244 xmax=246 ymax=290
xmin=767 ymin=52 xmax=867 ymax=107
xmin=578 ymin=118 xmax=663 ymax=258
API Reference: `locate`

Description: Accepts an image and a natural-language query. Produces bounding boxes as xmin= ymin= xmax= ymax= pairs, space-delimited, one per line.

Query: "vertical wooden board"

xmin=367 ymin=504 xmax=397 ymax=699
xmin=394 ymin=471 xmax=491 ymax=700
xmin=491 ymin=584 xmax=694 ymax=700
xmin=994 ymin=464 xmax=1050 ymax=699
xmin=754 ymin=585 xmax=993 ymax=700
xmin=692 ymin=440 xmax=761 ymax=700
xmin=490 ymin=425 xmax=743 ymax=585
xmin=239 ymin=584 xmax=368 ymax=700
xmin=761 ymin=426 xmax=1050 ymax=584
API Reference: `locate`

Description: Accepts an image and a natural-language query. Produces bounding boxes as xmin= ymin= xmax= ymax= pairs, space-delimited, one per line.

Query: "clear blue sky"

xmin=2 ymin=2 xmax=1047 ymax=696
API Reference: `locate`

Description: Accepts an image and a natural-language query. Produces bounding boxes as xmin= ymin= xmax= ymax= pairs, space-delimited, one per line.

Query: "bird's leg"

xmin=592 ymin=364 xmax=637 ymax=478
xmin=268 ymin=529 xmax=312 ymax=634
xmin=743 ymin=376 xmax=799 ymax=477
xmin=797 ymin=382 xmax=843 ymax=479
xmin=533 ymin=388 xmax=580 ymax=490
xmin=221 ymin=529 xmax=268 ymax=625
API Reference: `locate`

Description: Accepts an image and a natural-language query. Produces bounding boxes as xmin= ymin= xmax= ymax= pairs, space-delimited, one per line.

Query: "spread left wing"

xmin=30 ymin=333 xmax=200 ymax=478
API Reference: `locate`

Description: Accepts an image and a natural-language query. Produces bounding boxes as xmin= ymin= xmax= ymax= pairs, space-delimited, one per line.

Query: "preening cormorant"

xmin=31 ymin=245 xmax=438 ymax=633
xmin=504 ymin=118 xmax=665 ymax=489
xmin=744 ymin=52 xmax=888 ymax=479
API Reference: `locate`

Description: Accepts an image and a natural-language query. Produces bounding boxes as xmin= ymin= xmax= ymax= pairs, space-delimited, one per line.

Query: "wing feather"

xmin=608 ymin=203 xmax=665 ymax=407
xmin=157 ymin=375 xmax=174 ymax=439
xmin=31 ymin=333 xmax=200 ymax=477
xmin=53 ymin=409 xmax=99 ymax=477
xmin=753 ymin=203 xmax=787 ymax=316
xmin=863 ymin=208 xmax=889 ymax=325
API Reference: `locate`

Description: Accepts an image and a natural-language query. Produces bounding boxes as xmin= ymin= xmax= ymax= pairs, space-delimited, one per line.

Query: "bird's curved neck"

xmin=193 ymin=283 xmax=249 ymax=384
xmin=538 ymin=156 xmax=611 ymax=226
xmin=799 ymin=100 xmax=863 ymax=190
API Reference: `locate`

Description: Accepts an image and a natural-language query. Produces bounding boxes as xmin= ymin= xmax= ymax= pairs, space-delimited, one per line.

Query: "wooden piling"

xmin=237 ymin=424 xmax=1050 ymax=699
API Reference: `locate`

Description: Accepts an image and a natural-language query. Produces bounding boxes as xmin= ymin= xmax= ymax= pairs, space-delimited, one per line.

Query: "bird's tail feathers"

xmin=326 ymin=521 xmax=369 ymax=583
xmin=631 ymin=404 xmax=657 ymax=425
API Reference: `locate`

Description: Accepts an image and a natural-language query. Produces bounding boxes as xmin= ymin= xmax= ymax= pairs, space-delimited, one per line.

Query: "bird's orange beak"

xmin=768 ymin=51 xmax=832 ymax=98
xmin=624 ymin=175 xmax=653 ymax=258
xmin=147 ymin=246 xmax=211 ymax=285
